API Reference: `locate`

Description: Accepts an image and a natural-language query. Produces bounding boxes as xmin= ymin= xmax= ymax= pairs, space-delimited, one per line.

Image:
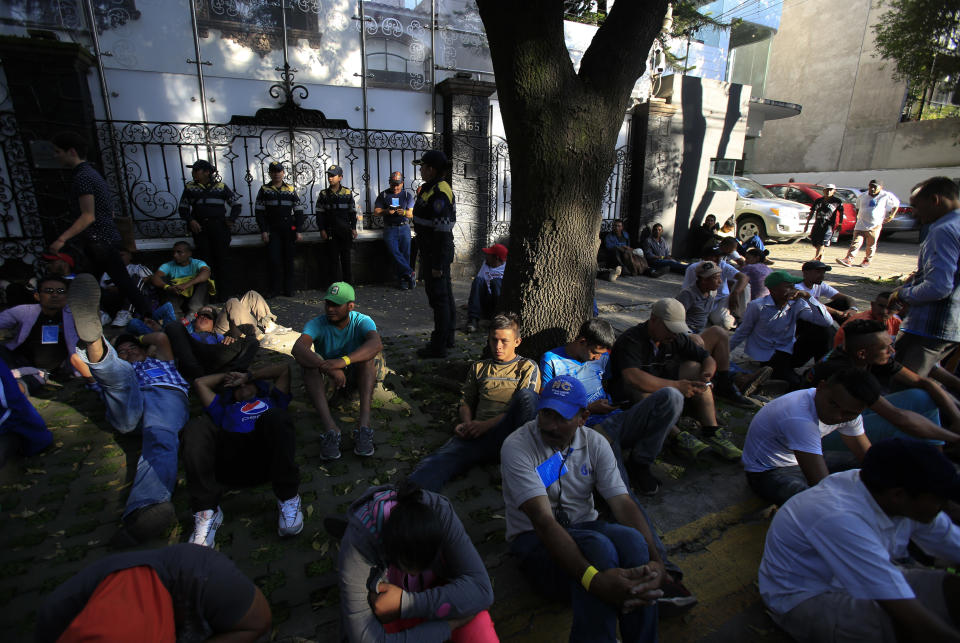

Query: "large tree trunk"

xmin=476 ymin=0 xmax=669 ymax=357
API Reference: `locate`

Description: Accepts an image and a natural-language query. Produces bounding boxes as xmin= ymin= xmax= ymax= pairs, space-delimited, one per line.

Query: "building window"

xmin=366 ymin=36 xmax=429 ymax=91
xmin=196 ymin=0 xmax=322 ymax=56
xmin=1 ymin=0 xmax=141 ymax=33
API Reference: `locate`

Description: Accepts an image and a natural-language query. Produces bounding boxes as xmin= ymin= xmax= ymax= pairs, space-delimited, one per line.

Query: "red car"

xmin=765 ymin=182 xmax=917 ymax=236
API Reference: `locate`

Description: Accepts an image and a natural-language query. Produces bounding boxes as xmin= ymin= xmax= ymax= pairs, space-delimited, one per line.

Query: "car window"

xmin=788 ymin=188 xmax=814 ymax=205
xmin=707 ymin=177 xmax=731 ymax=191
xmin=834 ymin=189 xmax=858 ymax=204
xmin=731 ymin=177 xmax=776 ymax=199
xmin=768 ymin=185 xmax=786 ymax=197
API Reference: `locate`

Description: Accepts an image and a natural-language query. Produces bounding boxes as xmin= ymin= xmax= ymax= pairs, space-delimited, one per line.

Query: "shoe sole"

xmin=278 ymin=518 xmax=304 ymax=537
xmin=68 ymin=274 xmax=104 ymax=343
xmin=742 ymin=367 xmax=774 ymax=397
xmin=319 ymin=452 xmax=342 ymax=461
xmin=194 ymin=510 xmax=224 ymax=547
xmin=353 ymin=447 xmax=375 ymax=457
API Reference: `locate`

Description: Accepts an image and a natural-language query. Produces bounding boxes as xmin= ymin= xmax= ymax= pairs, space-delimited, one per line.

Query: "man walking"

xmin=373 ymin=170 xmax=416 ymax=290
xmin=48 ymin=132 xmax=152 ymax=318
xmin=412 ymin=150 xmax=457 ymax=358
xmin=178 ymin=159 xmax=241 ymax=296
xmin=837 ymin=179 xmax=900 ymax=267
xmin=890 ymin=176 xmax=960 ymax=376
xmin=803 ymin=184 xmax=844 ymax=262
xmin=316 ymin=164 xmax=358 ymax=284
xmin=255 ymin=162 xmax=304 ymax=297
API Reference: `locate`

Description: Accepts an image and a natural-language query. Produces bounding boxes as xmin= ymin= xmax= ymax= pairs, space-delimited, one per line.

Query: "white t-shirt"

xmin=500 ymin=419 xmax=627 ymax=541
xmin=795 ymin=282 xmax=838 ymax=301
xmin=742 ymin=389 xmax=864 ymax=472
xmin=760 ymin=469 xmax=960 ymax=615
xmin=855 ymin=190 xmax=900 ymax=230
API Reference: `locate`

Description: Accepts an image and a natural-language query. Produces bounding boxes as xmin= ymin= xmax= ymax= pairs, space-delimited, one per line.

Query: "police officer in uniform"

xmin=255 ymin=162 xmax=304 ymax=297
xmin=315 ymin=165 xmax=358 ymax=284
xmin=412 ymin=150 xmax=456 ymax=358
xmin=373 ymin=170 xmax=416 ymax=290
xmin=178 ymin=159 xmax=242 ymax=298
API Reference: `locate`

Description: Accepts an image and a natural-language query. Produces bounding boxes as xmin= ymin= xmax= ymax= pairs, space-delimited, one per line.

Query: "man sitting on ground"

xmin=409 ymin=313 xmax=539 ymax=492
xmin=730 ymin=270 xmax=833 ymax=389
xmin=68 ymin=274 xmax=190 ymax=544
xmin=0 ymin=274 xmax=79 ymax=393
xmin=682 ymin=243 xmax=749 ymax=329
xmin=501 ymin=376 xmax=665 ymax=643
xmin=834 ymin=290 xmax=901 ymax=347
xmin=183 ymin=361 xmax=302 ymax=547
xmin=741 ymin=368 xmax=879 ymax=507
xmin=541 ymin=318 xmax=683 ymax=495
xmin=465 ymin=243 xmax=507 ymax=334
xmin=759 ymin=438 xmax=960 ymax=642
xmin=608 ymin=299 xmax=744 ymax=461
xmin=641 ymin=223 xmax=687 ymax=274
xmin=809 ymin=319 xmax=960 ymax=447
xmin=150 ymin=241 xmax=212 ymax=318
xmin=796 ymin=260 xmax=855 ymax=324
xmin=292 ymin=282 xmax=382 ymax=460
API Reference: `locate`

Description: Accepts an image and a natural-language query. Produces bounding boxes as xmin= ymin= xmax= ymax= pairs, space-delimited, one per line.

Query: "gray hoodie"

xmin=338 ymin=485 xmax=494 ymax=642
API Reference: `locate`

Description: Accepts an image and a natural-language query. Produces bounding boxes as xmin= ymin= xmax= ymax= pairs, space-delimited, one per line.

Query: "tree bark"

xmin=476 ymin=0 xmax=669 ymax=357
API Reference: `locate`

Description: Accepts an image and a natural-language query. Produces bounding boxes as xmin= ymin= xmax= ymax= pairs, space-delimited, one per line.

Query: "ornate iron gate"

xmin=0 ymin=111 xmax=44 ymax=267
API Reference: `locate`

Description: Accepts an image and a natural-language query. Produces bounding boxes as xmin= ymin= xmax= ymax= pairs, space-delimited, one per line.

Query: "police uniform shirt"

xmin=315 ymin=186 xmax=357 ymax=235
xmin=178 ymin=181 xmax=242 ymax=222
xmin=205 ymin=381 xmax=292 ymax=434
xmin=254 ymin=183 xmax=304 ymax=232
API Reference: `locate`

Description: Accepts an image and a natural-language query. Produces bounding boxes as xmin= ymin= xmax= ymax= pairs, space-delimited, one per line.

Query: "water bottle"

xmin=356 ymin=213 xmax=363 ymax=232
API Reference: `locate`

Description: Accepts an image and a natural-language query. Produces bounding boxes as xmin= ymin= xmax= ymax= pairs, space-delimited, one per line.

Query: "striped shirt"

xmin=315 ymin=186 xmax=357 ymax=234
xmin=131 ymin=357 xmax=189 ymax=395
xmin=178 ymin=181 xmax=242 ymax=222
xmin=254 ymin=183 xmax=304 ymax=232
xmin=900 ymin=209 xmax=960 ymax=342
xmin=461 ymin=356 xmax=540 ymax=422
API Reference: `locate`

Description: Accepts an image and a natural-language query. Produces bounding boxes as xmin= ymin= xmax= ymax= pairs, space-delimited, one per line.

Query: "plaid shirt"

xmin=132 ymin=357 xmax=189 ymax=395
xmin=900 ymin=209 xmax=960 ymax=342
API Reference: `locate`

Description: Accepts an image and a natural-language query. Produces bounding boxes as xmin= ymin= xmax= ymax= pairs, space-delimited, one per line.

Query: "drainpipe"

xmin=187 ymin=0 xmax=212 ymax=155
xmin=279 ymin=0 xmax=296 ymax=178
xmin=431 ymin=0 xmax=437 ymax=133
xmin=355 ymin=0 xmax=373 ymax=216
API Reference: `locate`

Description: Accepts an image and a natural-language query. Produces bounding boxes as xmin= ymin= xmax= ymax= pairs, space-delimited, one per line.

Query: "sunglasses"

xmin=41 ymin=287 xmax=67 ymax=294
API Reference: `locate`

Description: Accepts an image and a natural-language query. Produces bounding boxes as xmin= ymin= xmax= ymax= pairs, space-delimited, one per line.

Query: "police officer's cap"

xmin=413 ymin=150 xmax=448 ymax=169
xmin=327 ymin=165 xmax=344 ymax=177
xmin=268 ymin=161 xmax=285 ymax=173
xmin=187 ymin=159 xmax=215 ymax=172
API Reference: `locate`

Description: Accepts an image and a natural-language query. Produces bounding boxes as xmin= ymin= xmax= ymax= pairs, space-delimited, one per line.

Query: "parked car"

xmin=707 ymin=175 xmax=807 ymax=242
xmin=765 ymin=182 xmax=856 ymax=235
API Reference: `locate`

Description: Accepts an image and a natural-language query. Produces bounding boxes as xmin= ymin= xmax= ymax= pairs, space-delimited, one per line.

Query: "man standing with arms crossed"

xmin=373 ymin=170 xmax=416 ymax=290
xmin=48 ymin=132 xmax=152 ymax=319
xmin=412 ymin=150 xmax=457 ymax=358
xmin=837 ymin=179 xmax=900 ymax=268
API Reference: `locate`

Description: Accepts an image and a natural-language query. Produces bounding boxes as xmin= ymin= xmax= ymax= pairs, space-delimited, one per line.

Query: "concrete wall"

xmin=749 ymin=0 xmax=960 ymax=174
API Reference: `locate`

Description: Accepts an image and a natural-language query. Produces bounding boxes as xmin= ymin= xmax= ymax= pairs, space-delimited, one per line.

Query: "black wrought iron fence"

xmin=0 ymin=111 xmax=44 ymax=265
xmin=95 ymin=119 xmax=441 ymax=238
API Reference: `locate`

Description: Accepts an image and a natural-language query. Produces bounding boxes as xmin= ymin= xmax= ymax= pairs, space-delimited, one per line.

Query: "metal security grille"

xmin=0 ymin=111 xmax=44 ymax=266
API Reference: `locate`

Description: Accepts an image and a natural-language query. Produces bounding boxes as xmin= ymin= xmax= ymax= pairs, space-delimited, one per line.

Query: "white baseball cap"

xmin=824 ymin=184 xmax=836 ymax=189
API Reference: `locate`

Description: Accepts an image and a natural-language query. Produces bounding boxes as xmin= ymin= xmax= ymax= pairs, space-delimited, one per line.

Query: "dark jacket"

xmin=316 ymin=186 xmax=357 ymax=236
xmin=412 ymin=179 xmax=456 ymax=271
xmin=254 ymin=182 xmax=305 ymax=232
xmin=178 ymin=181 xmax=242 ymax=222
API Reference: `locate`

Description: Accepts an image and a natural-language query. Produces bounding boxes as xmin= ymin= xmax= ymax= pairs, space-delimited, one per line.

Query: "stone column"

xmin=628 ymin=99 xmax=682 ymax=253
xmin=436 ymin=77 xmax=497 ymax=279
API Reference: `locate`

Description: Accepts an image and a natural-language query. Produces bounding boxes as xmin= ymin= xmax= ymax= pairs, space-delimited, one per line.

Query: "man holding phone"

xmin=374 ymin=171 xmax=416 ymax=290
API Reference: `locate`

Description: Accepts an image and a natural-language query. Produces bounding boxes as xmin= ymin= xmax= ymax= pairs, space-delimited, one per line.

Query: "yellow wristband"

xmin=341 ymin=355 xmax=351 ymax=366
xmin=581 ymin=565 xmax=599 ymax=592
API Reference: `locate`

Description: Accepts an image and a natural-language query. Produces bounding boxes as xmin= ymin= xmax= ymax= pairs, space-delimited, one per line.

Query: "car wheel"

xmin=737 ymin=215 xmax=766 ymax=242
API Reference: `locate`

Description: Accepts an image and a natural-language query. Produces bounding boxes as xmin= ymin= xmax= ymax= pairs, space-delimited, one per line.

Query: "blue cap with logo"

xmin=537 ymin=375 xmax=588 ymax=420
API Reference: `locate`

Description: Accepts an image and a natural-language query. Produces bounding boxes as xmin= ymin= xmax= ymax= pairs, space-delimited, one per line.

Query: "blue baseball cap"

xmin=537 ymin=375 xmax=588 ymax=420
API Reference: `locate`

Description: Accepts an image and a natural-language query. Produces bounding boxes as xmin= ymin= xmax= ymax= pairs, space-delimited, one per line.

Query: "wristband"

xmin=341 ymin=355 xmax=351 ymax=366
xmin=581 ymin=565 xmax=599 ymax=592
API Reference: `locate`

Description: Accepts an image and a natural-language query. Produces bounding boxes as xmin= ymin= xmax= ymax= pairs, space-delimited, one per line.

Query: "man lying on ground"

xmin=163 ymin=303 xmax=260 ymax=382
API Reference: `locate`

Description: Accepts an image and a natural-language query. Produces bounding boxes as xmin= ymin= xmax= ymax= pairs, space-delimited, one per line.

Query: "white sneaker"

xmin=263 ymin=320 xmax=290 ymax=334
xmin=277 ymin=495 xmax=304 ymax=537
xmin=189 ymin=507 xmax=223 ymax=547
xmin=111 ymin=310 xmax=132 ymax=327
xmin=99 ymin=311 xmax=112 ymax=325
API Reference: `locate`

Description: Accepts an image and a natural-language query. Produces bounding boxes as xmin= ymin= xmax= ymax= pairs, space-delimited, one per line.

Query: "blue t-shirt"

xmin=159 ymin=258 xmax=209 ymax=281
xmin=374 ymin=188 xmax=416 ymax=225
xmin=302 ymin=311 xmax=377 ymax=358
xmin=189 ymin=330 xmax=224 ymax=345
xmin=540 ymin=346 xmax=619 ymax=427
xmin=206 ymin=381 xmax=292 ymax=434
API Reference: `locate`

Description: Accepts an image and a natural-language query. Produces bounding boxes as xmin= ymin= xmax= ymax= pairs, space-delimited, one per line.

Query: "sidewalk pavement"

xmin=0 ymin=238 xmax=918 ymax=640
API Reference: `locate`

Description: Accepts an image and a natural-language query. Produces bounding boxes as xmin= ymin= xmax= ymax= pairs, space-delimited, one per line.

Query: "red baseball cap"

xmin=41 ymin=251 xmax=75 ymax=269
xmin=481 ymin=244 xmax=508 ymax=261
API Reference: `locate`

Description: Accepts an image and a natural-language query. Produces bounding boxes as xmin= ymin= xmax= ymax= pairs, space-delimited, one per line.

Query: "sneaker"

xmin=189 ymin=507 xmax=224 ymax=547
xmin=658 ymin=578 xmax=698 ymax=609
xmin=713 ymin=373 xmax=758 ymax=409
xmin=67 ymin=274 xmax=104 ymax=343
xmin=672 ymin=430 xmax=712 ymax=460
xmin=859 ymin=260 xmax=871 ymax=267
xmin=465 ymin=320 xmax=478 ymax=334
xmin=99 ymin=311 xmax=112 ymax=325
xmin=111 ymin=310 xmax=132 ymax=327
xmin=704 ymin=428 xmax=743 ymax=461
xmin=608 ymin=265 xmax=622 ymax=282
xmin=353 ymin=425 xmax=375 ymax=457
xmin=630 ymin=463 xmax=662 ymax=495
xmin=277 ymin=495 xmax=304 ymax=537
xmin=741 ymin=366 xmax=773 ymax=397
xmin=835 ymin=257 xmax=852 ymax=267
xmin=319 ymin=430 xmax=342 ymax=460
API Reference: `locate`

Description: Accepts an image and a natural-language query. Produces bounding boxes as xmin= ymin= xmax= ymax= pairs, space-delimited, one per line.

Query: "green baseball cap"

xmin=764 ymin=270 xmax=803 ymax=288
xmin=324 ymin=281 xmax=355 ymax=305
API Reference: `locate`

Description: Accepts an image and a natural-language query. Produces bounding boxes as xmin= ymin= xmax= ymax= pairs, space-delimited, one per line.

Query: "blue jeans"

xmin=78 ymin=342 xmax=189 ymax=517
xmin=383 ymin=224 xmax=413 ymax=280
xmin=649 ymin=258 xmax=688 ymax=274
xmin=745 ymin=451 xmax=859 ymax=507
xmin=408 ymin=389 xmax=538 ymax=492
xmin=467 ymin=277 xmax=502 ymax=322
xmin=822 ymin=388 xmax=944 ymax=450
xmin=512 ymin=520 xmax=658 ymax=643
